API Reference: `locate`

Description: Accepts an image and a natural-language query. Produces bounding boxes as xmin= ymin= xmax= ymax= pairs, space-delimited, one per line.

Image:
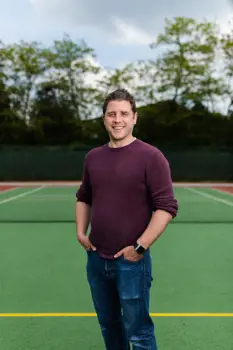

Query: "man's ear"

xmin=134 ymin=112 xmax=138 ymax=124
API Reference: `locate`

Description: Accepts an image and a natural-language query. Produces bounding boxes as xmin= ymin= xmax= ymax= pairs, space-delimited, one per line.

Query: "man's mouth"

xmin=113 ymin=126 xmax=124 ymax=130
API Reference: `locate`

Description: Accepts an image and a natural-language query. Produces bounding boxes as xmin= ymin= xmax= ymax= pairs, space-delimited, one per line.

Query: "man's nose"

xmin=113 ymin=114 xmax=121 ymax=122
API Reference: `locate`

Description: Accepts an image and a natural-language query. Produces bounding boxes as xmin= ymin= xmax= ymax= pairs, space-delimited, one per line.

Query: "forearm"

xmin=137 ymin=210 xmax=173 ymax=249
xmin=76 ymin=201 xmax=91 ymax=236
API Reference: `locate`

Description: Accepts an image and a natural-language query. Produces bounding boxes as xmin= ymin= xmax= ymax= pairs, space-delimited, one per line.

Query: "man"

xmin=76 ymin=88 xmax=178 ymax=350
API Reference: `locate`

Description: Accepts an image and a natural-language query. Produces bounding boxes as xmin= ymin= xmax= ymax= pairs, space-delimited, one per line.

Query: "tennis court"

xmin=0 ymin=181 xmax=233 ymax=350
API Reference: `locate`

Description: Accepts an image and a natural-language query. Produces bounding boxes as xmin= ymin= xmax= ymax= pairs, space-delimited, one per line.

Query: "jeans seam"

xmin=142 ymin=257 xmax=147 ymax=321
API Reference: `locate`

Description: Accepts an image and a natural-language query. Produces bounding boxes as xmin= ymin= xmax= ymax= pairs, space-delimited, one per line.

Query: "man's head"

xmin=102 ymin=89 xmax=138 ymax=143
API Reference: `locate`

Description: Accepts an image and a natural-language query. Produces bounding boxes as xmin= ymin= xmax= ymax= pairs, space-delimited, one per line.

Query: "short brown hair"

xmin=102 ymin=88 xmax=137 ymax=114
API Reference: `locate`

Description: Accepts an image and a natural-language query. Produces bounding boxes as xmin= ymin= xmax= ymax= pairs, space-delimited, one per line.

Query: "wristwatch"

xmin=133 ymin=242 xmax=146 ymax=255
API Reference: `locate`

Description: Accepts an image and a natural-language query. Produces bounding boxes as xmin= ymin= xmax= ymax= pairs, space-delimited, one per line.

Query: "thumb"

xmin=114 ymin=249 xmax=124 ymax=258
xmin=90 ymin=243 xmax=97 ymax=251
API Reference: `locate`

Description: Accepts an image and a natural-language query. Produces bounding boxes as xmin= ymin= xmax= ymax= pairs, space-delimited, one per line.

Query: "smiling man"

xmin=76 ymin=88 xmax=178 ymax=350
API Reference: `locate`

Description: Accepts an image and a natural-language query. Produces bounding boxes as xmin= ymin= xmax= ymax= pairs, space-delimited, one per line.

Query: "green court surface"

xmin=0 ymin=184 xmax=233 ymax=349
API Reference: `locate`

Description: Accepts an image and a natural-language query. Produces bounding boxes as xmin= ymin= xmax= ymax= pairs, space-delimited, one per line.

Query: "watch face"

xmin=135 ymin=244 xmax=146 ymax=254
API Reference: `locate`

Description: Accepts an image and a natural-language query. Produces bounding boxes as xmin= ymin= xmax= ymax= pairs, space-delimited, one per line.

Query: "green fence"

xmin=0 ymin=146 xmax=232 ymax=181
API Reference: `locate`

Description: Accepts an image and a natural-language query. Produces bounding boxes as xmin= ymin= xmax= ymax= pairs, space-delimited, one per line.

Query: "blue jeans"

xmin=86 ymin=249 xmax=157 ymax=350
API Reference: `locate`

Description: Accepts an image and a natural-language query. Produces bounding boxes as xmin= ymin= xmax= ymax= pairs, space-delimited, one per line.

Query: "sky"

xmin=1 ymin=0 xmax=233 ymax=70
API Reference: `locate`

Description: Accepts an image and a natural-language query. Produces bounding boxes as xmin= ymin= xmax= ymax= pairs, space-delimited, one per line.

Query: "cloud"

xmin=29 ymin=0 xmax=156 ymax=45
xmin=29 ymin=0 xmax=233 ymax=46
xmin=111 ymin=19 xmax=154 ymax=45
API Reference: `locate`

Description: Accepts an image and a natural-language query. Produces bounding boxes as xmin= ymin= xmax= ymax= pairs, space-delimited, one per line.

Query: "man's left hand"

xmin=114 ymin=246 xmax=143 ymax=262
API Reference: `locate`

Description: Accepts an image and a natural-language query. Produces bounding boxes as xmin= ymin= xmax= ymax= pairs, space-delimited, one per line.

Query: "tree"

xmin=128 ymin=59 xmax=159 ymax=105
xmin=30 ymin=80 xmax=82 ymax=144
xmin=94 ymin=63 xmax=135 ymax=111
xmin=0 ymin=21 xmax=232 ymax=148
xmin=220 ymin=22 xmax=233 ymax=116
xmin=0 ymin=42 xmax=26 ymax=144
xmin=46 ymin=33 xmax=100 ymax=120
xmin=150 ymin=17 xmax=223 ymax=110
xmin=3 ymin=40 xmax=49 ymax=120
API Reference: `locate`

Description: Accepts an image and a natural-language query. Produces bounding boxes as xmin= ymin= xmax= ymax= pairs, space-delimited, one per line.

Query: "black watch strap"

xmin=133 ymin=242 xmax=146 ymax=254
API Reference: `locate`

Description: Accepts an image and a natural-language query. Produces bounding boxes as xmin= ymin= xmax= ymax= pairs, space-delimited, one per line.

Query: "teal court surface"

xmin=0 ymin=182 xmax=233 ymax=349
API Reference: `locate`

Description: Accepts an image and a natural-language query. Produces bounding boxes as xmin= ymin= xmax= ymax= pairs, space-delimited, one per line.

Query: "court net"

xmin=0 ymin=182 xmax=233 ymax=223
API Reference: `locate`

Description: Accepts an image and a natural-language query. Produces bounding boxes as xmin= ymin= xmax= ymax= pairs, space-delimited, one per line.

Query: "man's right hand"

xmin=77 ymin=233 xmax=97 ymax=251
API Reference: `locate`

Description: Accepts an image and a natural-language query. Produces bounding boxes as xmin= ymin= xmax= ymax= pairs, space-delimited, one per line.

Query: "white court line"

xmin=186 ymin=188 xmax=233 ymax=207
xmin=0 ymin=187 xmax=44 ymax=205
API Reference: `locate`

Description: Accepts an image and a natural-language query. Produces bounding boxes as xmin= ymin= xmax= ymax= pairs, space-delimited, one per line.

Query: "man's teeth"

xmin=114 ymin=127 xmax=124 ymax=130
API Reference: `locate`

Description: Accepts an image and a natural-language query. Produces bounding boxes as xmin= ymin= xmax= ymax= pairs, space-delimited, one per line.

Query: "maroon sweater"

xmin=76 ymin=139 xmax=178 ymax=258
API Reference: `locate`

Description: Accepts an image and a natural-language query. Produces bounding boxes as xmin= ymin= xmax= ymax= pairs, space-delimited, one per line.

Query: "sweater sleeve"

xmin=76 ymin=155 xmax=92 ymax=206
xmin=145 ymin=150 xmax=178 ymax=218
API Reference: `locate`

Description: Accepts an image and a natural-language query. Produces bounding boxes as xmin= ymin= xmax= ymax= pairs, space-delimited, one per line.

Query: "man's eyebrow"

xmin=107 ymin=110 xmax=129 ymax=114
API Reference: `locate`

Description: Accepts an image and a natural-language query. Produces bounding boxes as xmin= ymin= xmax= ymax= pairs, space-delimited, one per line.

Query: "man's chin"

xmin=110 ymin=133 xmax=125 ymax=141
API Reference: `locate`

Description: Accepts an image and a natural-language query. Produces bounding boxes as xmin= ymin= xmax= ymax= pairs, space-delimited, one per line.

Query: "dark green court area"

xmin=0 ymin=185 xmax=233 ymax=349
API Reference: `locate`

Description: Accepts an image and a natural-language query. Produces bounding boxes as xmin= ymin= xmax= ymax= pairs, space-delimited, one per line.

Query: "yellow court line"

xmin=0 ymin=313 xmax=233 ymax=318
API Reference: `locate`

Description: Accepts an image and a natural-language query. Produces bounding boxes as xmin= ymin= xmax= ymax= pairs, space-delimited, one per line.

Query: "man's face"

xmin=103 ymin=100 xmax=137 ymax=141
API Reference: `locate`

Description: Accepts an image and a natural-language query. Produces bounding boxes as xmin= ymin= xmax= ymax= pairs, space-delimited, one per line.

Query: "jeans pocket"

xmin=121 ymin=255 xmax=144 ymax=265
xmin=87 ymin=248 xmax=96 ymax=254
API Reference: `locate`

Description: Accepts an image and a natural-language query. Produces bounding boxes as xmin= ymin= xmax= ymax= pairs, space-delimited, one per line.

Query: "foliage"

xmin=0 ymin=18 xmax=233 ymax=149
